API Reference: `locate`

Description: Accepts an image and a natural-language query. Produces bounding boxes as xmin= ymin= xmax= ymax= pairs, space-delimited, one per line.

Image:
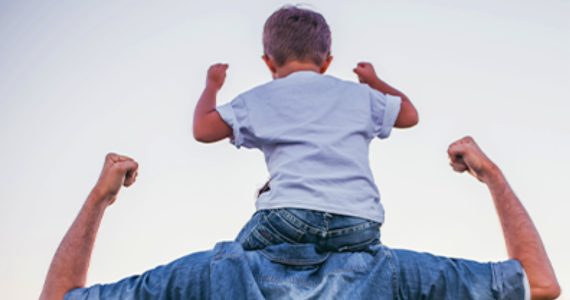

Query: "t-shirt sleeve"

xmin=215 ymin=96 xmax=259 ymax=149
xmin=63 ymin=251 xmax=212 ymax=300
xmin=393 ymin=249 xmax=527 ymax=300
xmin=369 ymin=88 xmax=402 ymax=139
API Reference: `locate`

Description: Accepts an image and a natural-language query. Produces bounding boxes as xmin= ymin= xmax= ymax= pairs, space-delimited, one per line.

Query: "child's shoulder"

xmin=238 ymin=73 xmax=369 ymax=101
xmin=288 ymin=73 xmax=369 ymax=93
xmin=327 ymin=74 xmax=366 ymax=87
xmin=320 ymin=74 xmax=372 ymax=94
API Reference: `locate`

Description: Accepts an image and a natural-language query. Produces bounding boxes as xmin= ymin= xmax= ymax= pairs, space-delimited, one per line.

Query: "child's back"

xmin=217 ymin=71 xmax=402 ymax=223
xmin=193 ymin=6 xmax=418 ymax=252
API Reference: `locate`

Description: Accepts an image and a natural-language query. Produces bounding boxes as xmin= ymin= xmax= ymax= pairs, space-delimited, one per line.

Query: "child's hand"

xmin=206 ymin=63 xmax=229 ymax=91
xmin=353 ymin=62 xmax=379 ymax=85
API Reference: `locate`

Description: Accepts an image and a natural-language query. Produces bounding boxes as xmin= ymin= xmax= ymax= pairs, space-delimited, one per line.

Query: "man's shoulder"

xmin=160 ymin=248 xmax=215 ymax=277
xmin=212 ymin=241 xmax=394 ymax=274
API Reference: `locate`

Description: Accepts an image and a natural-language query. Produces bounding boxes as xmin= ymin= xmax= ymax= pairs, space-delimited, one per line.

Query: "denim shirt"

xmin=65 ymin=242 xmax=526 ymax=300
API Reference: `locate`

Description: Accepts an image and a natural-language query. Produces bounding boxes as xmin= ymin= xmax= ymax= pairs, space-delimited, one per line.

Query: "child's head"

xmin=263 ymin=6 xmax=331 ymax=68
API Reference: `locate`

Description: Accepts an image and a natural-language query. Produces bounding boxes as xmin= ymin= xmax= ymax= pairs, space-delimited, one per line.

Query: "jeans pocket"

xmin=244 ymin=211 xmax=305 ymax=250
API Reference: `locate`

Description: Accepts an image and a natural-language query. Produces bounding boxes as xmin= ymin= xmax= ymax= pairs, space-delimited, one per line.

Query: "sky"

xmin=0 ymin=0 xmax=568 ymax=299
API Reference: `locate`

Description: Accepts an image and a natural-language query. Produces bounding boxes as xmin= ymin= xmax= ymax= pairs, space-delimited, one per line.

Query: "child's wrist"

xmin=362 ymin=76 xmax=380 ymax=87
xmin=205 ymin=82 xmax=221 ymax=92
xmin=371 ymin=76 xmax=383 ymax=85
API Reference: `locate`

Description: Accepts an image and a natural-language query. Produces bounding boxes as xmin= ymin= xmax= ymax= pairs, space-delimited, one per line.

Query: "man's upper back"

xmin=65 ymin=241 xmax=526 ymax=300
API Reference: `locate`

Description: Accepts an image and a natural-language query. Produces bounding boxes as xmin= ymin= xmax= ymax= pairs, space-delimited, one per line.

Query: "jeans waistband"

xmin=274 ymin=208 xmax=380 ymax=238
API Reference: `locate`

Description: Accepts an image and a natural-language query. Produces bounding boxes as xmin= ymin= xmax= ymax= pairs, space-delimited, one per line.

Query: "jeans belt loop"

xmin=322 ymin=212 xmax=333 ymax=237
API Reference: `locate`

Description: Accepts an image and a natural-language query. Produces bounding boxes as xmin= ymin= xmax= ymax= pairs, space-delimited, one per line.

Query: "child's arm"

xmin=193 ymin=64 xmax=233 ymax=143
xmin=353 ymin=62 xmax=419 ymax=128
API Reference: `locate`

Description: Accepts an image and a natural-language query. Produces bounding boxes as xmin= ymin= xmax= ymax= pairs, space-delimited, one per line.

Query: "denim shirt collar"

xmin=214 ymin=242 xmax=330 ymax=266
xmin=259 ymin=243 xmax=330 ymax=266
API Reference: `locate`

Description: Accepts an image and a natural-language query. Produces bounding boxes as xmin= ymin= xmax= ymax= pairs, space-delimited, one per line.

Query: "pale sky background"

xmin=0 ymin=0 xmax=568 ymax=299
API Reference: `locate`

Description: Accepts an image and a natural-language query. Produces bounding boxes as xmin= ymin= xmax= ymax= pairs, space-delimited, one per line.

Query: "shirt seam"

xmin=237 ymin=94 xmax=259 ymax=149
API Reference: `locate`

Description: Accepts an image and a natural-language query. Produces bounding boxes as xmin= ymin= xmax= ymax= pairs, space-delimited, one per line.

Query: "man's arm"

xmin=448 ymin=137 xmax=560 ymax=300
xmin=193 ymin=63 xmax=233 ymax=143
xmin=353 ymin=62 xmax=418 ymax=128
xmin=39 ymin=154 xmax=139 ymax=300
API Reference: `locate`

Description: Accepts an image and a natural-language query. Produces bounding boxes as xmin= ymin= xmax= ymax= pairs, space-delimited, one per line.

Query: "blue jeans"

xmin=236 ymin=208 xmax=381 ymax=252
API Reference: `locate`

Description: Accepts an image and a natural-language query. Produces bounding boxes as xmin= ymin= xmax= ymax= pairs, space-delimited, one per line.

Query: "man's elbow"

xmin=532 ymin=282 xmax=561 ymax=300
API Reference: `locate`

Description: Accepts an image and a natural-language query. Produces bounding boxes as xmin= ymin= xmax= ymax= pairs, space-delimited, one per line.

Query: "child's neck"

xmin=274 ymin=61 xmax=322 ymax=79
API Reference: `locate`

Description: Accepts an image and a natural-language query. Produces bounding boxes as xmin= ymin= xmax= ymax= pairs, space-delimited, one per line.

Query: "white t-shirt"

xmin=216 ymin=71 xmax=401 ymax=223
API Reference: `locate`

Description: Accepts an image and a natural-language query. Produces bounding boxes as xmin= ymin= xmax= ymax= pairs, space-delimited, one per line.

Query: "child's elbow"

xmin=395 ymin=112 xmax=419 ymax=129
xmin=407 ymin=112 xmax=419 ymax=127
xmin=193 ymin=129 xmax=214 ymax=143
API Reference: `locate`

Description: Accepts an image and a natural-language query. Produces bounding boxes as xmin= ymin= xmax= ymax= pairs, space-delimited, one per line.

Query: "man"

xmin=39 ymin=137 xmax=560 ymax=300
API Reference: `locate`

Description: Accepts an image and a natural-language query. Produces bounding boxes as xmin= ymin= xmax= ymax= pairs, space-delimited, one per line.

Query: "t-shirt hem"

xmin=255 ymin=201 xmax=385 ymax=224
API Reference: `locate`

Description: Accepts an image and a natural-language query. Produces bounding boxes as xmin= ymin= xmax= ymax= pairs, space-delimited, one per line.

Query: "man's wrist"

xmin=88 ymin=187 xmax=117 ymax=207
xmin=481 ymin=163 xmax=503 ymax=185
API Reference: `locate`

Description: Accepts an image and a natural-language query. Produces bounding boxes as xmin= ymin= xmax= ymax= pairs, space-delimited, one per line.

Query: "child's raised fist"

xmin=353 ymin=62 xmax=378 ymax=85
xmin=206 ymin=63 xmax=229 ymax=91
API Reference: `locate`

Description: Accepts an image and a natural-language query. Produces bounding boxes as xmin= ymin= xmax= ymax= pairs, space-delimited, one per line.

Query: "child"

xmin=193 ymin=6 xmax=418 ymax=252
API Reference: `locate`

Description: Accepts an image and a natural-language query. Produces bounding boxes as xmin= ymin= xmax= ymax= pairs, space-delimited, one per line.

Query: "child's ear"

xmin=319 ymin=55 xmax=333 ymax=74
xmin=262 ymin=55 xmax=278 ymax=75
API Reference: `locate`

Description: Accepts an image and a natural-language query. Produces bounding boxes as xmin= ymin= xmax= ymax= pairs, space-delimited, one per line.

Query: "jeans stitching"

xmin=242 ymin=212 xmax=262 ymax=238
xmin=333 ymin=221 xmax=379 ymax=233
xmin=338 ymin=234 xmax=381 ymax=252
xmin=244 ymin=213 xmax=274 ymax=248
xmin=278 ymin=208 xmax=325 ymax=235
xmin=256 ymin=222 xmax=292 ymax=245
xmin=385 ymin=247 xmax=400 ymax=300
xmin=258 ymin=251 xmax=331 ymax=265
xmin=327 ymin=221 xmax=380 ymax=237
xmin=251 ymin=227 xmax=274 ymax=247
xmin=266 ymin=212 xmax=304 ymax=243
xmin=278 ymin=208 xmax=379 ymax=237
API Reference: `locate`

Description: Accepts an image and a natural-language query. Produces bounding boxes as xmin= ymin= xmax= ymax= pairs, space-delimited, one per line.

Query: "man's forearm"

xmin=40 ymin=192 xmax=111 ymax=300
xmin=486 ymin=168 xmax=560 ymax=299
xmin=448 ymin=137 xmax=559 ymax=299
